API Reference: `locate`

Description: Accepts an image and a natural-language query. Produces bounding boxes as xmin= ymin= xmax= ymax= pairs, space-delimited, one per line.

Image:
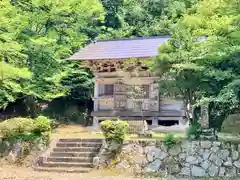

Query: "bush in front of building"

xmin=100 ymin=120 xmax=129 ymax=144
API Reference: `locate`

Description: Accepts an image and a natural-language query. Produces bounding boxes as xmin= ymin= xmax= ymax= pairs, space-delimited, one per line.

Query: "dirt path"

xmin=1 ymin=166 xmax=239 ymax=180
xmin=0 ymin=166 xmax=148 ymax=180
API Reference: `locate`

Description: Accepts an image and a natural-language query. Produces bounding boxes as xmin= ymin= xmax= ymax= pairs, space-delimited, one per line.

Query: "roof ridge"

xmin=97 ymin=35 xmax=170 ymax=42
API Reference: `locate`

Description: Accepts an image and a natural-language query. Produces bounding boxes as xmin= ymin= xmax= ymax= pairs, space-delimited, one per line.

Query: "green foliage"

xmin=40 ymin=131 xmax=51 ymax=146
xmin=100 ymin=120 xmax=129 ymax=143
xmin=0 ymin=61 xmax=32 ymax=109
xmin=163 ymin=133 xmax=177 ymax=148
xmin=187 ymin=120 xmax=202 ymax=140
xmin=42 ymin=99 xmax=89 ymax=125
xmin=0 ymin=0 xmax=103 ymax=113
xmin=99 ymin=0 xmax=198 ymax=38
xmin=1 ymin=0 xmax=239 ymax=126
xmin=101 ymin=0 xmax=124 ymax=28
xmin=9 ymin=132 xmax=41 ymax=142
xmin=61 ymin=63 xmax=93 ymax=100
xmin=0 ymin=117 xmax=35 ymax=138
xmin=0 ymin=116 xmax=52 ymax=139
xmin=34 ymin=116 xmax=51 ymax=133
xmin=153 ymin=0 xmax=240 ymax=124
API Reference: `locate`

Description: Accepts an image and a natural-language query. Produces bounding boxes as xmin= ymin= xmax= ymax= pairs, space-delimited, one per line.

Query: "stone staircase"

xmin=34 ymin=138 xmax=102 ymax=173
xmin=200 ymin=128 xmax=217 ymax=140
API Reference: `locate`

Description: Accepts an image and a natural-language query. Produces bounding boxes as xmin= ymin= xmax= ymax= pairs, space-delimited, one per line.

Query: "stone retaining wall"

xmin=95 ymin=140 xmax=240 ymax=177
xmin=0 ymin=136 xmax=48 ymax=163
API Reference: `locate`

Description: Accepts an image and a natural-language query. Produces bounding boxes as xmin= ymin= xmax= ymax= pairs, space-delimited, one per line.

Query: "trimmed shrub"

xmin=0 ymin=117 xmax=52 ymax=161
xmin=164 ymin=133 xmax=177 ymax=149
xmin=34 ymin=116 xmax=51 ymax=133
xmin=100 ymin=120 xmax=129 ymax=143
xmin=0 ymin=116 xmax=52 ymax=139
xmin=0 ymin=118 xmax=35 ymax=139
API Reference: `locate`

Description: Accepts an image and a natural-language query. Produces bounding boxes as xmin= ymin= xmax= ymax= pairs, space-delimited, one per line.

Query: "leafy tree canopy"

xmin=1 ymin=0 xmax=239 ymax=126
xmin=0 ymin=0 xmax=104 ymax=113
xmin=153 ymin=0 xmax=240 ymax=127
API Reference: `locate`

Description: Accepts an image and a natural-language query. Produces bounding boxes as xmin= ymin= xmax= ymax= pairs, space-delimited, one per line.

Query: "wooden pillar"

xmin=94 ymin=80 xmax=99 ymax=111
xmin=149 ymin=83 xmax=159 ymax=111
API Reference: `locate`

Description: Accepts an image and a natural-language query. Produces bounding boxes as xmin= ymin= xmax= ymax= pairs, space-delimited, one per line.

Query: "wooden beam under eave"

xmin=76 ymin=57 xmax=154 ymax=73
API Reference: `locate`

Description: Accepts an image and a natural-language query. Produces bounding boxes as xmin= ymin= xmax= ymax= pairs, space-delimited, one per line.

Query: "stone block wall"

xmin=0 ymin=136 xmax=48 ymax=163
xmin=96 ymin=140 xmax=240 ymax=177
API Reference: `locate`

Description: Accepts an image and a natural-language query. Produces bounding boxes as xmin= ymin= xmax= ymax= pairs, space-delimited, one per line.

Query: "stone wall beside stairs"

xmin=1 ymin=136 xmax=48 ymax=163
xmin=95 ymin=140 xmax=240 ymax=177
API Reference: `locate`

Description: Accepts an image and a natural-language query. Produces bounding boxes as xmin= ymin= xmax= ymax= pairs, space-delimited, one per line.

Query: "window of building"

xmin=158 ymin=120 xmax=179 ymax=126
xmin=99 ymin=84 xmax=114 ymax=96
xmin=115 ymin=101 xmax=126 ymax=108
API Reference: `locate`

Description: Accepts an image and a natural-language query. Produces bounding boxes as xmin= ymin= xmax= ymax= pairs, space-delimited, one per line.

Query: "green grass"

xmin=46 ymin=124 xmax=240 ymax=142
xmin=51 ymin=124 xmax=187 ymax=140
xmin=127 ymin=132 xmax=185 ymax=140
xmin=217 ymin=132 xmax=240 ymax=143
xmin=51 ymin=130 xmax=185 ymax=141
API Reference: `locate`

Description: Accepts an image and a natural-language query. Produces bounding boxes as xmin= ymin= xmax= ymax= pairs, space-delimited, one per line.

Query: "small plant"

xmin=33 ymin=116 xmax=51 ymax=133
xmin=100 ymin=120 xmax=129 ymax=144
xmin=187 ymin=120 xmax=202 ymax=140
xmin=163 ymin=133 xmax=177 ymax=149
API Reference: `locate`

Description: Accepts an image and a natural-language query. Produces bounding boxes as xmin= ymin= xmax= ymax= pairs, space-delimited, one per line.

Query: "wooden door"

xmin=114 ymin=83 xmax=127 ymax=110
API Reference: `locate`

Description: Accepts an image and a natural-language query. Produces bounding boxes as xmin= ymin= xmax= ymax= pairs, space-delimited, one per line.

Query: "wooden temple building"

xmin=69 ymin=36 xmax=188 ymax=132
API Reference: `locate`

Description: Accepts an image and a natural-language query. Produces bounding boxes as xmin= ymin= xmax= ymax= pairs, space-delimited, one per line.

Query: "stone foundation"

xmin=92 ymin=117 xmax=188 ymax=133
xmin=95 ymin=140 xmax=240 ymax=177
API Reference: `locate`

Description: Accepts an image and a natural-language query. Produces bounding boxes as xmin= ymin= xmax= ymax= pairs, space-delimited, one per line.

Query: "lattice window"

xmin=115 ymin=95 xmax=127 ymax=109
xmin=115 ymin=101 xmax=126 ymax=108
xmin=134 ymin=101 xmax=143 ymax=111
xmin=99 ymin=84 xmax=114 ymax=96
xmin=114 ymin=83 xmax=125 ymax=93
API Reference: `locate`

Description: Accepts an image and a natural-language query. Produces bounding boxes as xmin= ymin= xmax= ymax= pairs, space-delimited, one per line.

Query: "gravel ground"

xmin=1 ymin=167 xmax=240 ymax=180
xmin=0 ymin=167 xmax=155 ymax=180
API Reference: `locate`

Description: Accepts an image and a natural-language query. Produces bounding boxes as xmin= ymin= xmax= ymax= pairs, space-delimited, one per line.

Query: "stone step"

xmin=53 ymin=147 xmax=100 ymax=153
xmin=203 ymin=133 xmax=215 ymax=136
xmin=200 ymin=134 xmax=217 ymax=140
xmin=50 ymin=152 xmax=97 ymax=157
xmin=34 ymin=166 xmax=91 ymax=173
xmin=47 ymin=157 xmax=93 ymax=163
xmin=56 ymin=142 xmax=102 ymax=148
xmin=202 ymin=128 xmax=214 ymax=133
xmin=58 ymin=138 xmax=102 ymax=143
xmin=41 ymin=161 xmax=92 ymax=168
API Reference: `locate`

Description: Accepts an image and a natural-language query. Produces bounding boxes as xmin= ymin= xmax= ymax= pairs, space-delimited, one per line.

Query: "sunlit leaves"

xmin=0 ymin=61 xmax=31 ymax=81
xmin=0 ymin=0 xmax=104 ymax=109
xmin=153 ymin=0 xmax=240 ymax=124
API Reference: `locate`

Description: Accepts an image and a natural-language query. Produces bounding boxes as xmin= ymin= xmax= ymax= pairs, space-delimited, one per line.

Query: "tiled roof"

xmin=69 ymin=36 xmax=170 ymax=60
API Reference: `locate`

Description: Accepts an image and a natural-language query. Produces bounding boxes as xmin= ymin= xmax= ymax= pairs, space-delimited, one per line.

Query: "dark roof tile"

xmin=69 ymin=36 xmax=170 ymax=60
